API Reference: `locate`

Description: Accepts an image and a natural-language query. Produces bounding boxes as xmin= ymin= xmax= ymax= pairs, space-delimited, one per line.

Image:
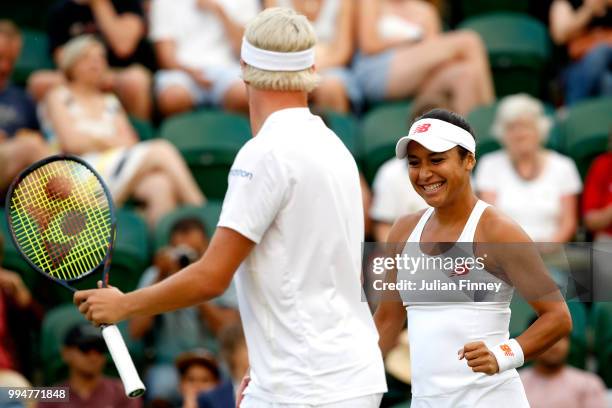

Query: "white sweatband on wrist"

xmin=241 ymin=37 xmax=315 ymax=72
xmin=491 ymin=339 xmax=524 ymax=373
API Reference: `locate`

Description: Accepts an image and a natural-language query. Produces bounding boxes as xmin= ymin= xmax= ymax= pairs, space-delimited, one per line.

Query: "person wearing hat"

xmin=75 ymin=7 xmax=386 ymax=408
xmin=373 ymin=108 xmax=572 ymax=407
xmin=38 ymin=323 xmax=141 ymax=408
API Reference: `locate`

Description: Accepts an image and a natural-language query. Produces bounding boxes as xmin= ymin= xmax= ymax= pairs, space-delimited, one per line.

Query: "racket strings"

xmin=9 ymin=160 xmax=112 ymax=281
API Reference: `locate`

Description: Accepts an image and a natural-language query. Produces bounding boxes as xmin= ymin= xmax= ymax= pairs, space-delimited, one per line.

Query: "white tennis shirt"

xmin=218 ymin=108 xmax=387 ymax=404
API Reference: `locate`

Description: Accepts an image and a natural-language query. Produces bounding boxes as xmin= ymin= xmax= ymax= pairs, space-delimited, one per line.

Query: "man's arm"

xmin=90 ymin=0 xmax=145 ymax=58
xmin=75 ymin=227 xmax=255 ymax=325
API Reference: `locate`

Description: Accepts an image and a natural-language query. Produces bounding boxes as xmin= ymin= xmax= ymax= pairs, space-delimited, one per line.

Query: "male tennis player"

xmin=75 ymin=7 xmax=387 ymax=407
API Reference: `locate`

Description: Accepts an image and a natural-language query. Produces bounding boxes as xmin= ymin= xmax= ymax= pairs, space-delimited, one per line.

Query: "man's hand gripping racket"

xmin=5 ymin=155 xmax=145 ymax=398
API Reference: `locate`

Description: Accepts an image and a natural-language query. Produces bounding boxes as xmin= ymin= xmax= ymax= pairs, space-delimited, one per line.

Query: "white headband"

xmin=240 ymin=37 xmax=315 ymax=72
xmin=396 ymin=118 xmax=476 ymax=158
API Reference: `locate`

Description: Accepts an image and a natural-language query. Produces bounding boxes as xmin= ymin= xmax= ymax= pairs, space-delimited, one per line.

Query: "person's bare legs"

xmin=311 ymin=76 xmax=350 ymax=113
xmin=27 ymin=70 xmax=65 ymax=102
xmin=385 ymin=30 xmax=495 ymax=102
xmin=222 ymin=81 xmax=249 ymax=114
xmin=133 ymin=140 xmax=205 ymax=205
xmin=417 ymin=61 xmax=482 ymax=115
xmin=132 ymin=171 xmax=177 ymax=227
xmin=158 ymin=85 xmax=196 ymax=117
xmin=113 ymin=65 xmax=152 ymax=120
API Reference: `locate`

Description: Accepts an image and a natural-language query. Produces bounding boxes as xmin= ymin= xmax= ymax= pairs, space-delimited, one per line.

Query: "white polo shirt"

xmin=218 ymin=108 xmax=387 ymax=404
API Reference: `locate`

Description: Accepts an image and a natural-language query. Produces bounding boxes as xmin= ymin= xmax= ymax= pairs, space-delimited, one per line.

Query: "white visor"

xmin=395 ymin=118 xmax=476 ymax=159
xmin=241 ymin=37 xmax=315 ymax=72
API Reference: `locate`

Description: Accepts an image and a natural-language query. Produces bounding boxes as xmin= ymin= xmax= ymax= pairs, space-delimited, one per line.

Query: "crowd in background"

xmin=0 ymin=0 xmax=611 ymax=407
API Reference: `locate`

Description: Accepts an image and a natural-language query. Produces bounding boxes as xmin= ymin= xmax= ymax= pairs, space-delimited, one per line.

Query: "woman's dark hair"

xmin=417 ymin=108 xmax=476 ymax=160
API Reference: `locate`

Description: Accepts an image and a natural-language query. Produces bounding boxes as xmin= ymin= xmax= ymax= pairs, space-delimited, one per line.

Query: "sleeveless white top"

xmin=400 ymin=200 xmax=519 ymax=397
xmin=278 ymin=0 xmax=340 ymax=43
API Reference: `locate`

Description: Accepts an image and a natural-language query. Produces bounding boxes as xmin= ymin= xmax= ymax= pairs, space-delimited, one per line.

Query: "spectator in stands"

xmin=0 ymin=369 xmax=34 ymax=408
xmin=475 ymin=94 xmax=582 ymax=243
xmin=520 ymin=332 xmax=607 ymax=408
xmin=582 ymin=133 xmax=612 ymax=242
xmin=0 ymin=234 xmax=34 ymax=373
xmin=369 ymin=97 xmax=451 ymax=242
xmin=175 ymin=350 xmax=234 ymax=408
xmin=28 ymin=0 xmax=153 ymax=119
xmin=264 ymin=0 xmax=359 ymax=112
xmin=42 ymin=36 xmax=205 ymax=227
xmin=39 ymin=323 xmax=142 ymax=408
xmin=129 ymin=217 xmax=239 ymax=404
xmin=0 ymin=20 xmax=49 ymax=196
xmin=354 ymin=0 xmax=494 ymax=114
xmin=218 ymin=321 xmax=249 ymax=392
xmin=149 ymin=0 xmax=259 ymax=117
xmin=550 ymin=0 xmax=612 ymax=105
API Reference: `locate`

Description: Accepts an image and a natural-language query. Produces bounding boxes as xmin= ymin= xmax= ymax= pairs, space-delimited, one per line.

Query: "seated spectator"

xmin=218 ymin=321 xmax=249 ymax=392
xmin=42 ymin=36 xmax=205 ymax=227
xmin=0 ymin=233 xmax=35 ymax=373
xmin=28 ymin=0 xmax=153 ymax=119
xmin=129 ymin=217 xmax=239 ymax=404
xmin=354 ymin=0 xmax=494 ymax=114
xmin=264 ymin=0 xmax=359 ymax=112
xmin=175 ymin=350 xmax=234 ymax=408
xmin=550 ymin=0 xmax=612 ymax=105
xmin=0 ymin=369 xmax=34 ymax=408
xmin=475 ymin=94 xmax=582 ymax=243
xmin=149 ymin=0 xmax=259 ymax=117
xmin=582 ymin=135 xmax=612 ymax=242
xmin=0 ymin=20 xmax=49 ymax=196
xmin=520 ymin=333 xmax=607 ymax=408
xmin=38 ymin=323 xmax=142 ymax=408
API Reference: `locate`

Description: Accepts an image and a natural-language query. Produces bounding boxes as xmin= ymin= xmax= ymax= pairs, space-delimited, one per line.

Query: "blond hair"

xmin=58 ymin=35 xmax=104 ymax=78
xmin=242 ymin=7 xmax=319 ymax=92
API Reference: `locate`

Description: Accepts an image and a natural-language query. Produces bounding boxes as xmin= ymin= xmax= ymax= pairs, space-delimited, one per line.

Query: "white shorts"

xmin=240 ymin=393 xmax=383 ymax=408
xmin=154 ymin=64 xmax=242 ymax=107
xmin=410 ymin=377 xmax=529 ymax=408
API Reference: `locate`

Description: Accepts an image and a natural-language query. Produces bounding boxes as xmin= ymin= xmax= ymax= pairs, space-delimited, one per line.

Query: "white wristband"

xmin=491 ymin=339 xmax=524 ymax=373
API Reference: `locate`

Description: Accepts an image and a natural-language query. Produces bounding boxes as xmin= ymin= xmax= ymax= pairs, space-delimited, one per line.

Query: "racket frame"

xmin=4 ymin=154 xmax=117 ymax=290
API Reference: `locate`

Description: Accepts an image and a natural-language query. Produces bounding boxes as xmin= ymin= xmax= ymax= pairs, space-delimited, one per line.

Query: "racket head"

xmin=5 ymin=154 xmax=116 ymax=285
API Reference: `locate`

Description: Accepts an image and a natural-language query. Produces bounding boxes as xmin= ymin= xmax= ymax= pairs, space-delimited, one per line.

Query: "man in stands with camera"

xmin=128 ymin=217 xmax=240 ymax=406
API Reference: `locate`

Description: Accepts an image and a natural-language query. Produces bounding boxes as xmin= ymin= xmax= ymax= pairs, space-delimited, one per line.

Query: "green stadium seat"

xmin=459 ymin=13 xmax=551 ymax=97
xmin=11 ymin=29 xmax=54 ymax=86
xmin=510 ymin=296 xmax=588 ymax=369
xmin=129 ymin=116 xmax=156 ymax=141
xmin=40 ymin=304 xmax=145 ymax=385
xmin=160 ymin=110 xmax=251 ymax=200
xmin=0 ymin=1 xmax=56 ymax=31
xmin=592 ymin=302 xmax=612 ymax=387
xmin=558 ymin=97 xmax=612 ymax=180
xmin=321 ymin=111 xmax=359 ymax=158
xmin=359 ymin=101 xmax=412 ymax=184
xmin=458 ymin=0 xmax=529 ymax=19
xmin=153 ymin=201 xmax=223 ymax=251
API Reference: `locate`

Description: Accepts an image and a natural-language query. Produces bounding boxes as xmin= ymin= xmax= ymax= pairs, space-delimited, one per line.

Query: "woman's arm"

xmin=113 ymin=102 xmax=140 ymax=146
xmin=550 ymin=194 xmax=579 ymax=243
xmin=585 ymin=205 xmax=612 ymax=232
xmin=549 ymin=0 xmax=601 ymax=45
xmin=46 ymin=89 xmax=115 ymax=155
xmin=315 ymin=0 xmax=355 ymax=69
xmin=90 ymin=0 xmax=145 ymax=58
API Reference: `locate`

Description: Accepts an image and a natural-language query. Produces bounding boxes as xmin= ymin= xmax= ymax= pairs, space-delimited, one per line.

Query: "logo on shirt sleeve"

xmin=229 ymin=169 xmax=253 ymax=180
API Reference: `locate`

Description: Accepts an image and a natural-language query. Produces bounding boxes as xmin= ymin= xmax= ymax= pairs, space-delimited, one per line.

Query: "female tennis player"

xmin=374 ymin=108 xmax=572 ymax=407
xmin=75 ymin=7 xmax=386 ymax=408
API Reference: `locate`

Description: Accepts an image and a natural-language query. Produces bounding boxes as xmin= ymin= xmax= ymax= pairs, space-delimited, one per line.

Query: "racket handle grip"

xmin=101 ymin=324 xmax=146 ymax=398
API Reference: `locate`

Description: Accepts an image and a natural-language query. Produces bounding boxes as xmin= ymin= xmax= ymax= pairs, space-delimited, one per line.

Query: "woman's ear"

xmin=466 ymin=153 xmax=476 ymax=171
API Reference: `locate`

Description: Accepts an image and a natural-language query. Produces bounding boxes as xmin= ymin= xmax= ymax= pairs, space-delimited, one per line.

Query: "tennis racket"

xmin=5 ymin=154 xmax=146 ymax=398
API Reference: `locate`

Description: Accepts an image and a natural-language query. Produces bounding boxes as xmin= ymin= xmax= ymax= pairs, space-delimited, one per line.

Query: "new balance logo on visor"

xmin=412 ymin=123 xmax=431 ymax=134
xmin=500 ymin=344 xmax=514 ymax=357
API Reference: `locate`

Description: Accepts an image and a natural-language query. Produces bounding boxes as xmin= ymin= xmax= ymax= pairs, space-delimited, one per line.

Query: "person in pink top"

xmin=520 ymin=333 xmax=607 ymax=408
